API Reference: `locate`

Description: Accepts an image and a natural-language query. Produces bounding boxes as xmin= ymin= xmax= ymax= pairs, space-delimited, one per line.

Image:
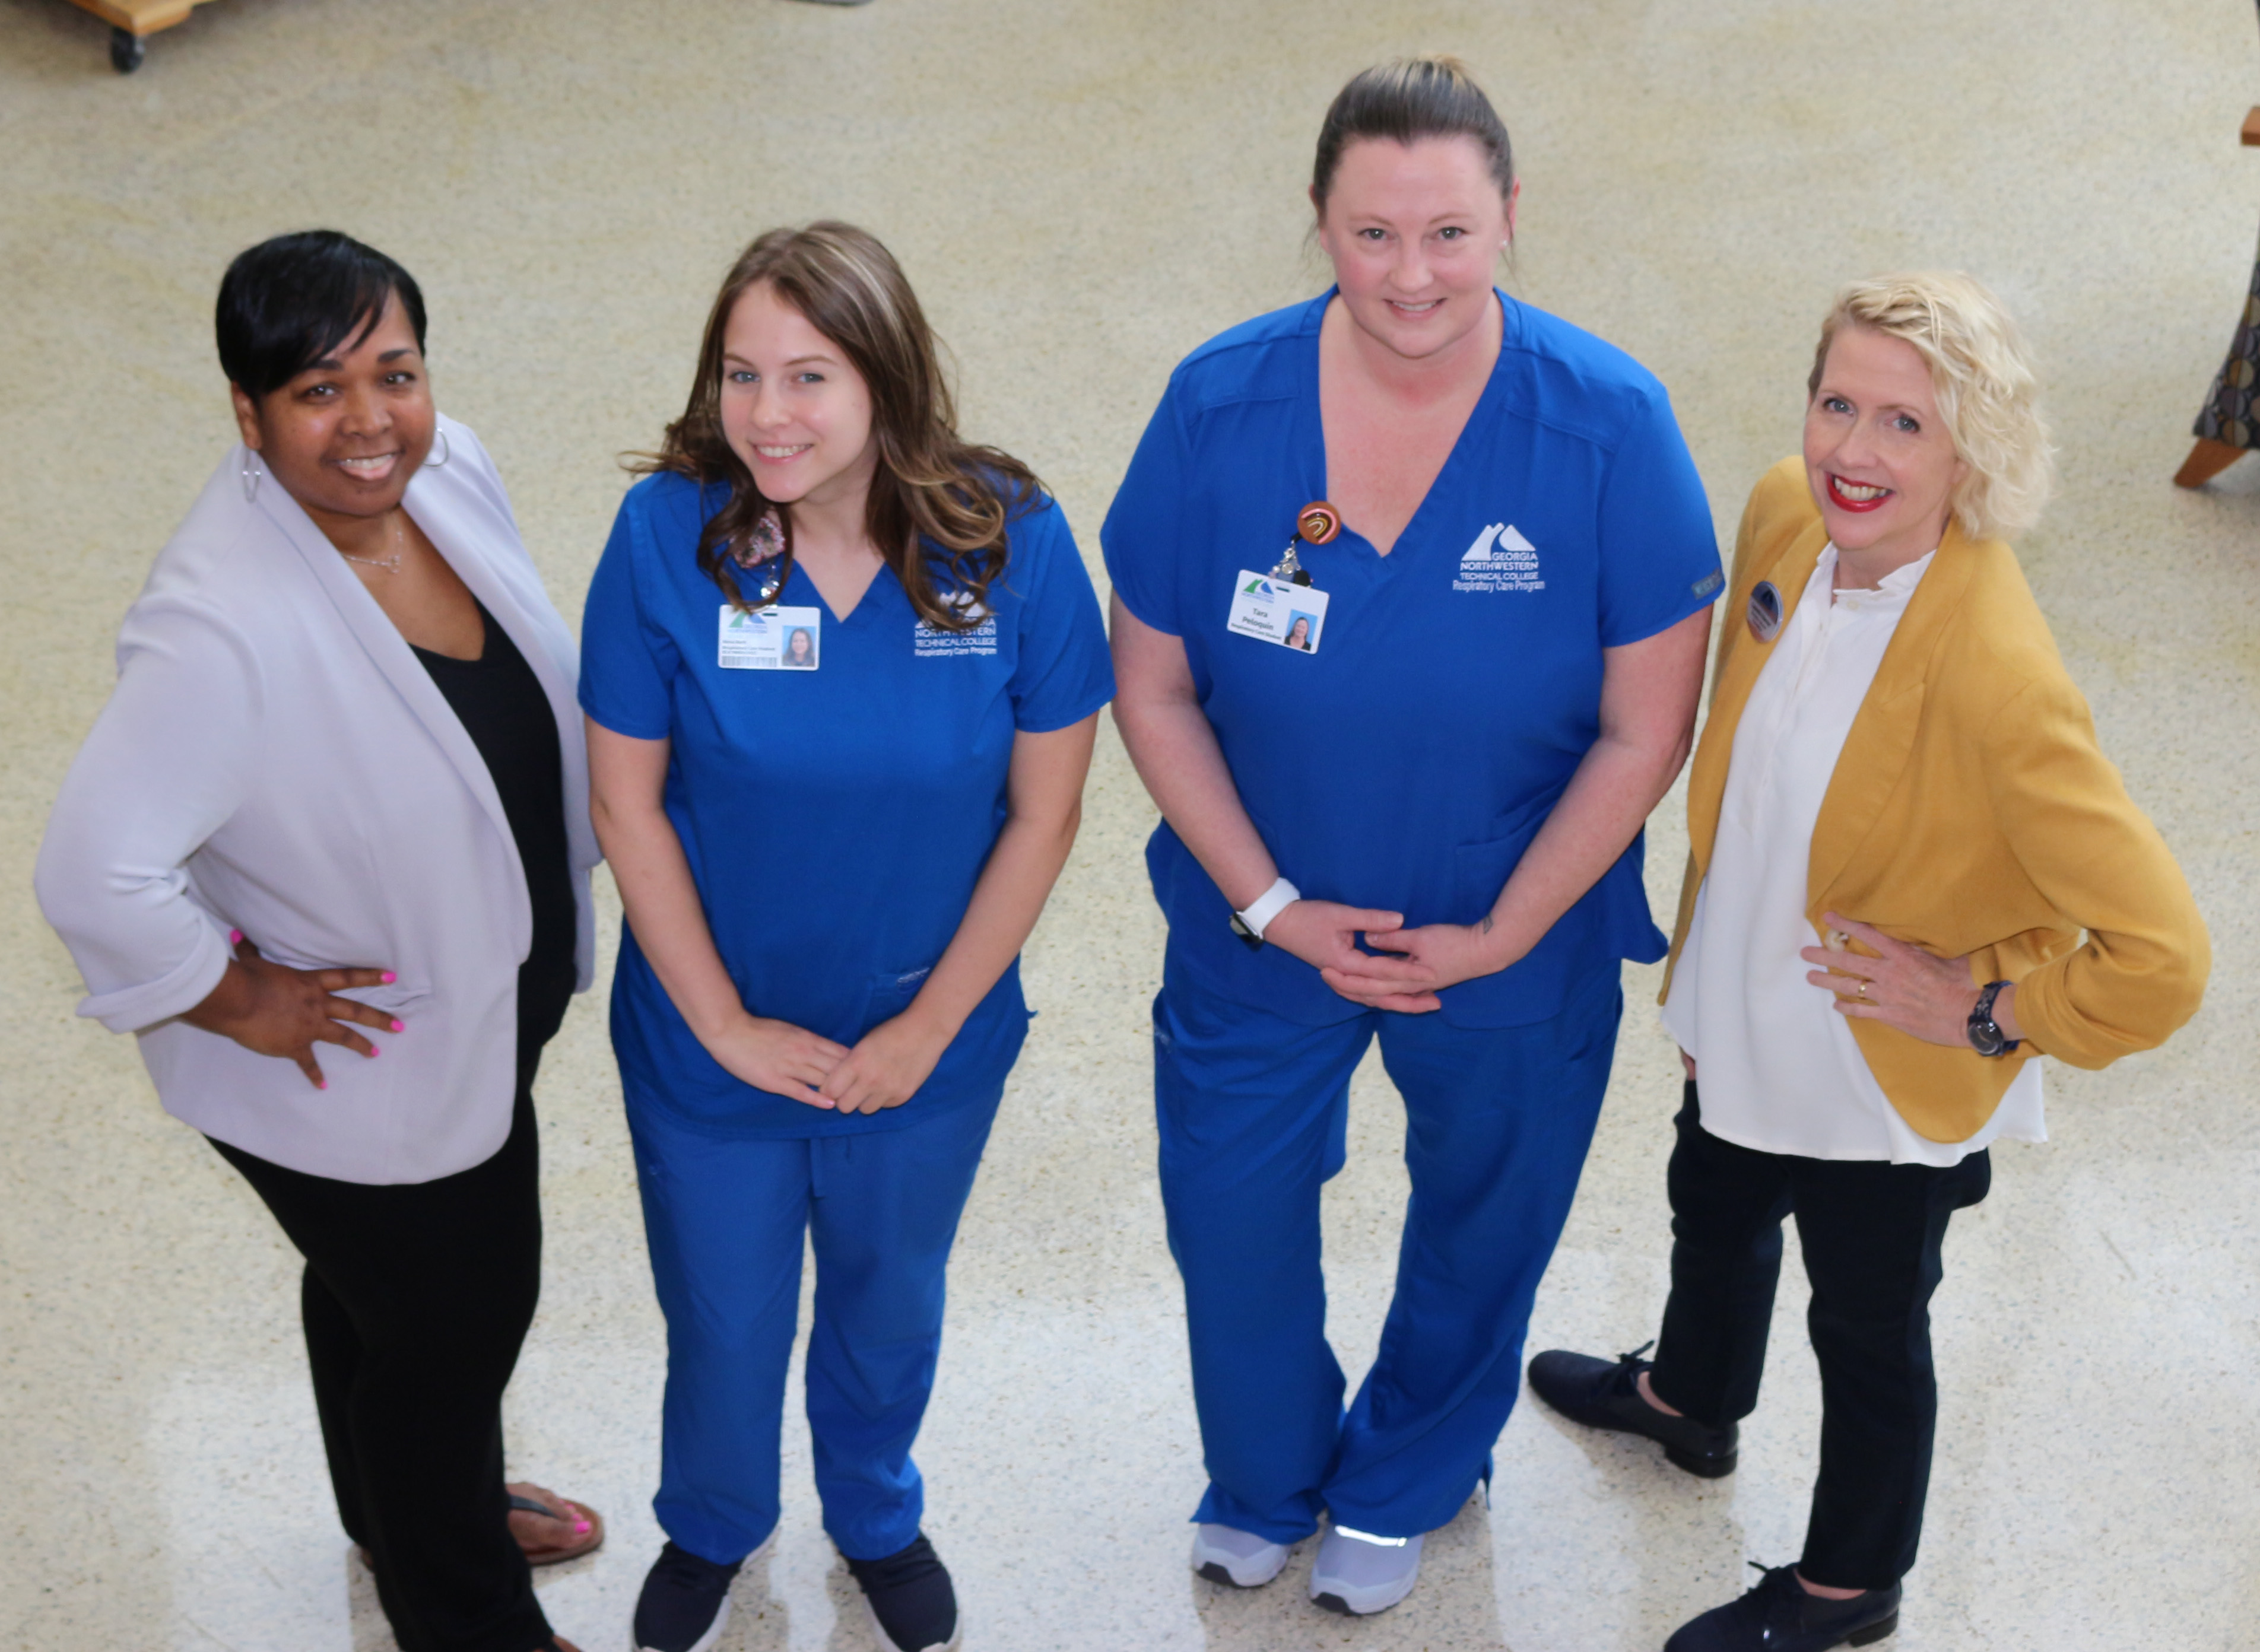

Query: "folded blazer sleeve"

xmin=34 ymin=595 xmax=263 ymax=1032
xmin=1983 ymin=670 xmax=2210 ymax=1067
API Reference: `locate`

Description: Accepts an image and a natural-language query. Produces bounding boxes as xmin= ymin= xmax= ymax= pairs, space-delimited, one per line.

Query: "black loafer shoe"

xmin=1665 ymin=1564 xmax=1900 ymax=1651
xmin=1526 ymin=1342 xmax=1738 ymax=1477
xmin=844 ymin=1532 xmax=959 ymax=1651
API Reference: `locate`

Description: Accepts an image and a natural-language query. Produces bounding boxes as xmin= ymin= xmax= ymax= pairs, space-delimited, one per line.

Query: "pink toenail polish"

xmin=368 ymin=1046 xmax=380 ymax=1058
xmin=228 ymin=929 xmax=242 ymax=945
xmin=575 ymin=1520 xmax=591 ymax=1534
xmin=391 ymin=1019 xmax=405 ymax=1032
xmin=380 ymin=971 xmax=397 ymax=984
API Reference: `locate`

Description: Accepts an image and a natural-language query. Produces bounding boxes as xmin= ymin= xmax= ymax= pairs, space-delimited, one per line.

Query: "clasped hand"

xmin=1265 ymin=898 xmax=1525 ymax=1014
xmin=703 ymin=1006 xmax=955 ymax=1114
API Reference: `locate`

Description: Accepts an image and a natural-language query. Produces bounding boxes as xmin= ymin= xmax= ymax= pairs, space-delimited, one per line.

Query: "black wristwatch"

xmin=1966 ymin=980 xmax=2020 ymax=1057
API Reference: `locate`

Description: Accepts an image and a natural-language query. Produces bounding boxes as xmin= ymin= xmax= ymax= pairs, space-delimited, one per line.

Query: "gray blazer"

xmin=35 ymin=416 xmax=598 ymax=1183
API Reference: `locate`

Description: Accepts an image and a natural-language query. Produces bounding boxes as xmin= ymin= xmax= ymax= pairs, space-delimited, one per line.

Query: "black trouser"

xmin=1646 ymin=1082 xmax=1991 ymax=1592
xmin=210 ymin=1085 xmax=554 ymax=1652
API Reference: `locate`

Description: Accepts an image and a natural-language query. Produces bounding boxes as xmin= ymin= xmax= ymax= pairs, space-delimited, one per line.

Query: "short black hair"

xmin=215 ymin=230 xmax=427 ymax=399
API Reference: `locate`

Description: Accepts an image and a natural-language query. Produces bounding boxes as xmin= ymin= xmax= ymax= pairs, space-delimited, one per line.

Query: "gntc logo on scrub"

xmin=1453 ymin=523 xmax=1544 ymax=593
xmin=1243 ymin=577 xmax=1278 ymax=598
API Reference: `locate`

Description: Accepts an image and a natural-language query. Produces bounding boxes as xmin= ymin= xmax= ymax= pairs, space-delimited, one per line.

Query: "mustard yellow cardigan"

xmin=1662 ymin=458 xmax=2210 ymax=1142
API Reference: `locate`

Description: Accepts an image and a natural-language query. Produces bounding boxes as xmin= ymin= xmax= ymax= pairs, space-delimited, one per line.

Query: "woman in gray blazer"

xmin=36 ymin=232 xmax=601 ymax=1652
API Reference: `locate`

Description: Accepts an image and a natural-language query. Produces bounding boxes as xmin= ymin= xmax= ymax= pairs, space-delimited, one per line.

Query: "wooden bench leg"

xmin=2175 ymin=437 xmax=2248 ymax=488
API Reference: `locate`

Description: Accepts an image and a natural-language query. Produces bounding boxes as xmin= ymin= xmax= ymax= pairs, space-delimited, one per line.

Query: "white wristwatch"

xmin=1230 ymin=877 xmax=1300 ymax=951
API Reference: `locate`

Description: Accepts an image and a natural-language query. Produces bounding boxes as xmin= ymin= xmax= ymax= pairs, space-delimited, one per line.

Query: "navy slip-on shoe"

xmin=632 ymin=1542 xmax=744 ymax=1652
xmin=845 ymin=1532 xmax=959 ymax=1652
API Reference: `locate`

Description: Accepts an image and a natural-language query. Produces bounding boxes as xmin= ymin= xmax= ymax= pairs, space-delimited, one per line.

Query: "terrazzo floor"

xmin=4 ymin=1 xmax=2258 ymax=1648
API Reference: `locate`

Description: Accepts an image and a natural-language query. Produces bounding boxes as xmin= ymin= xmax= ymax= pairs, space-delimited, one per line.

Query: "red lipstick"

xmin=1826 ymin=474 xmax=1892 ymax=513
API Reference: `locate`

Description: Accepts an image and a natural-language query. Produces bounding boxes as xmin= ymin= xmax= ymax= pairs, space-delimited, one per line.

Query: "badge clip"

xmin=734 ymin=507 xmax=792 ymax=605
xmin=1269 ymin=501 xmax=1341 ymax=587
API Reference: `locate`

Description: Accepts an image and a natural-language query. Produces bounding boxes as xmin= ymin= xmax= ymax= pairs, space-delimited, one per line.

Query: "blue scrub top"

xmin=1102 ymin=290 xmax=1722 ymax=1029
xmin=582 ymin=472 xmax=1115 ymax=1136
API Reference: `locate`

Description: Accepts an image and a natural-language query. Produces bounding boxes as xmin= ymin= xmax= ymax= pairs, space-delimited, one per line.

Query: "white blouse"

xmin=1662 ymin=545 xmax=2045 ymax=1166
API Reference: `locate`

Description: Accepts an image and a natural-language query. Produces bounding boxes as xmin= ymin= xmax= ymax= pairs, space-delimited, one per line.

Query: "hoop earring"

xmin=240 ymin=458 xmax=261 ymax=502
xmin=424 ymin=427 xmax=450 ymax=468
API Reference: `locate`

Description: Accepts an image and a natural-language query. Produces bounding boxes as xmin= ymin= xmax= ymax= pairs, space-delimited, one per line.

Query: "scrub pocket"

xmin=858 ymin=965 xmax=934 ymax=1039
xmin=1442 ymin=787 xmax=1605 ymax=1029
xmin=1449 ymin=790 xmax=1560 ymax=922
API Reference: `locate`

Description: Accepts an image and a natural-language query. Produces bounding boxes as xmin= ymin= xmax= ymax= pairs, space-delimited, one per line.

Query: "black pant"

xmin=1646 ymin=1082 xmax=1990 ymax=1591
xmin=210 ymin=1087 xmax=554 ymax=1652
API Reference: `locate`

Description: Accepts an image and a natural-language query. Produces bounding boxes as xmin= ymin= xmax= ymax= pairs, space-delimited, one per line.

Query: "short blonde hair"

xmin=1807 ymin=272 xmax=2053 ymax=541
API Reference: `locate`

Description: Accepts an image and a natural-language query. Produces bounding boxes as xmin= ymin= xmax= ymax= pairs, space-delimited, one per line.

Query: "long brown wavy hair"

xmin=632 ymin=222 xmax=1039 ymax=629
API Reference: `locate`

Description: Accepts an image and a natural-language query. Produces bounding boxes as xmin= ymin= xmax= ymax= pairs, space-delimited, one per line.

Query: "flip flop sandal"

xmin=509 ymin=1489 xmax=605 ymax=1567
xmin=350 ymin=1491 xmax=605 ymax=1574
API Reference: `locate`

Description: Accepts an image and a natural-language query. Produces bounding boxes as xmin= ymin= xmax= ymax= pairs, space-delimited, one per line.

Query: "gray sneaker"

xmin=1189 ymin=1523 xmax=1291 ymax=1587
xmin=1309 ymin=1526 xmax=1424 ymax=1615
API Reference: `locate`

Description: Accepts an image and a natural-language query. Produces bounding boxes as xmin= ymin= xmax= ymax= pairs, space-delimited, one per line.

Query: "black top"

xmin=412 ymin=603 xmax=576 ymax=1084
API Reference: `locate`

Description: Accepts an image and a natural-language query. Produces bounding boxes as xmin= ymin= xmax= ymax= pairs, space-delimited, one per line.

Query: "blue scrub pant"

xmin=1155 ymin=958 xmax=1622 ymax=1543
xmin=627 ymin=1085 xmax=1002 ymax=1565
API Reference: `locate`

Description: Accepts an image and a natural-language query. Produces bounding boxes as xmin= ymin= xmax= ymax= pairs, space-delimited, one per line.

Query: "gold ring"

xmin=1856 ymin=980 xmax=1870 ymax=999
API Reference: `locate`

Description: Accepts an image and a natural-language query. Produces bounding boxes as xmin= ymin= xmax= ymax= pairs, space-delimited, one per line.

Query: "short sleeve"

xmin=578 ymin=488 xmax=680 ymax=741
xmin=1594 ymin=385 xmax=1724 ymax=647
xmin=1005 ymin=498 xmax=1116 ymax=733
xmin=1099 ymin=379 xmax=1192 ymax=635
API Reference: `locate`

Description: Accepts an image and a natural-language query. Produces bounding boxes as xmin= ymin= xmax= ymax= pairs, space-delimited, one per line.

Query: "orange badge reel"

xmin=1272 ymin=501 xmax=1340 ymax=584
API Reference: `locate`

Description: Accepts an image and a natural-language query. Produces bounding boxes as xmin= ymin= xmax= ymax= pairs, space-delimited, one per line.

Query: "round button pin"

xmin=1746 ymin=579 xmax=1784 ymax=643
xmin=1297 ymin=502 xmax=1342 ymax=544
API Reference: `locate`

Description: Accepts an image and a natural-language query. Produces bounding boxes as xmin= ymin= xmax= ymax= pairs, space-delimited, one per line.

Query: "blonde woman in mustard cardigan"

xmin=1526 ymin=272 xmax=2208 ymax=1652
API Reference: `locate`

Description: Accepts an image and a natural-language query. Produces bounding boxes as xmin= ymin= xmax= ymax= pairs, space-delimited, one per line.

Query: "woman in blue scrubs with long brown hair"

xmin=582 ymin=221 xmax=1111 ymax=1652
xmin=1106 ymin=58 xmax=1722 ymax=1618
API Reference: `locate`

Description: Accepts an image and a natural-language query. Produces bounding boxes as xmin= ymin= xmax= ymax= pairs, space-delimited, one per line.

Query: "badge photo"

xmin=1227 ymin=570 xmax=1330 ymax=653
xmin=718 ymin=603 xmax=823 ymax=670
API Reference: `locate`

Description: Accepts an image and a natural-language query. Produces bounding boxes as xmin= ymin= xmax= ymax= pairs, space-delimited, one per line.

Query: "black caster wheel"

xmin=110 ymin=26 xmax=146 ymax=74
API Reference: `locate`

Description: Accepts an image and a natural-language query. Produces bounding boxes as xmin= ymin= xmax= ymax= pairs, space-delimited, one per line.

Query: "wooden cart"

xmin=61 ymin=0 xmax=225 ymax=73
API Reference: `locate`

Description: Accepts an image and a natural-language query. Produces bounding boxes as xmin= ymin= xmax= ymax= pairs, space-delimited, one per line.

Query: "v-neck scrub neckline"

xmin=1103 ymin=288 xmax=1723 ymax=1030
xmin=579 ymin=474 xmax=1115 ymax=1138
xmin=1292 ymin=287 xmax=1518 ymax=567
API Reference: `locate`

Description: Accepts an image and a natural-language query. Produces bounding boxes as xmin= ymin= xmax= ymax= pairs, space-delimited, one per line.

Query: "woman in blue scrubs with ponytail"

xmin=1105 ymin=58 xmax=1722 ymax=1618
xmin=583 ymin=222 xmax=1110 ymax=1652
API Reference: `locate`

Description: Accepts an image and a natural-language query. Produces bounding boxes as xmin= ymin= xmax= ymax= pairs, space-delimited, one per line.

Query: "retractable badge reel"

xmin=1272 ymin=501 xmax=1340 ymax=584
xmin=736 ymin=508 xmax=791 ymax=605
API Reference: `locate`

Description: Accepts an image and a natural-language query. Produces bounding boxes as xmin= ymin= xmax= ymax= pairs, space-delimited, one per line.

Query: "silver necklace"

xmin=339 ymin=512 xmax=407 ymax=574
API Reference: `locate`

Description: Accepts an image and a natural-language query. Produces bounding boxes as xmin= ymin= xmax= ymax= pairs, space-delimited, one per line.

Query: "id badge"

xmin=1226 ymin=570 xmax=1329 ymax=654
xmin=718 ymin=603 xmax=823 ymax=669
